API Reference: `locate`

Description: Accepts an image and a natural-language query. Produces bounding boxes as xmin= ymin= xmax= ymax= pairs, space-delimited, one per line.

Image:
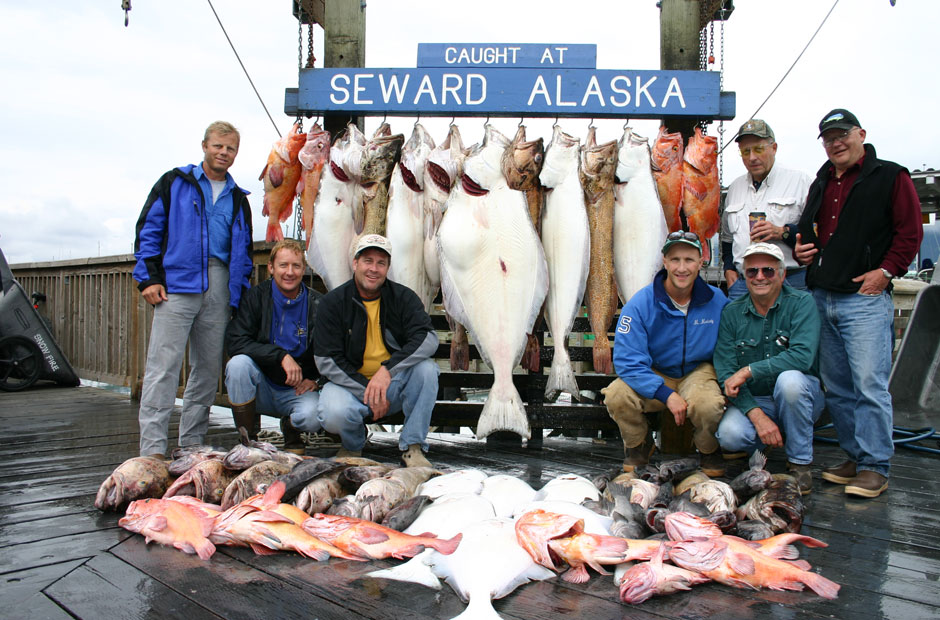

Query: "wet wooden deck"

xmin=2 ymin=384 xmax=939 ymax=619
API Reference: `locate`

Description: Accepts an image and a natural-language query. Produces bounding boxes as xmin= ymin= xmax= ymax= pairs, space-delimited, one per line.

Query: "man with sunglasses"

xmin=603 ymin=232 xmax=729 ymax=475
xmin=714 ymin=242 xmax=824 ymax=494
xmin=721 ymin=119 xmax=812 ymax=300
xmin=794 ymin=108 xmax=922 ymax=498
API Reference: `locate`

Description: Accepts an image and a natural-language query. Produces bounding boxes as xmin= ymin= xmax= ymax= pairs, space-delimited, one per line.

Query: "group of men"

xmin=604 ymin=108 xmax=922 ymax=499
xmin=133 ymin=122 xmax=438 ymax=469
xmin=131 ymin=108 xmax=922 ymax=499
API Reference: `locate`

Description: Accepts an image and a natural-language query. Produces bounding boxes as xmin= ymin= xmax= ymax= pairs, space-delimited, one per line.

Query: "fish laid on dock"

xmin=95 ymin=456 xmax=170 ymax=511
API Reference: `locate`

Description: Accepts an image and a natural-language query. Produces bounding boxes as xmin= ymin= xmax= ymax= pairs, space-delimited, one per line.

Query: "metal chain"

xmin=717 ymin=14 xmax=726 ymax=188
xmin=292 ymin=6 xmax=305 ymax=242
xmin=306 ymin=23 xmax=316 ymax=68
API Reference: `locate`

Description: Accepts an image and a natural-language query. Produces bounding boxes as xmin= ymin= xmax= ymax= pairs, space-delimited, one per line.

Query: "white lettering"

xmin=445 ymin=47 xmax=457 ymax=64
xmin=509 ymin=47 xmax=521 ymax=63
xmin=353 ymin=73 xmax=374 ymax=104
xmin=330 ymin=74 xmax=350 ymax=104
xmin=555 ymin=75 xmax=576 ymax=107
xmin=540 ymin=48 xmax=554 ymax=64
xmin=555 ymin=46 xmax=568 ymax=63
xmin=617 ymin=315 xmax=632 ymax=334
xmin=413 ymin=74 xmax=438 ymax=105
xmin=527 ymin=75 xmax=551 ymax=106
xmin=661 ymin=77 xmax=686 ymax=108
xmin=580 ymin=75 xmax=605 ymax=107
xmin=466 ymin=74 xmax=486 ymax=104
xmin=379 ymin=74 xmax=410 ymax=104
xmin=635 ymin=75 xmax=657 ymax=108
xmin=609 ymin=76 xmax=631 ymax=107
xmin=458 ymin=48 xmax=471 ymax=64
xmin=441 ymin=73 xmax=463 ymax=105
xmin=493 ymin=47 xmax=507 ymax=64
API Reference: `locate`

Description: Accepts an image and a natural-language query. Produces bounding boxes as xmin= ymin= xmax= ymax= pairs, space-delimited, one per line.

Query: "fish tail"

xmin=801 ymin=572 xmax=841 ymax=599
xmin=545 ymin=346 xmax=579 ymax=402
xmin=266 ymin=220 xmax=285 ymax=243
xmin=451 ymin=595 xmax=500 ymax=620
xmin=475 ymin=384 xmax=530 ymax=440
xmin=430 ymin=532 xmax=462 ymax=556
xmin=366 ymin=553 xmax=443 ymax=590
xmin=294 ymin=542 xmax=331 ymax=562
xmin=592 ymin=339 xmax=613 ymax=375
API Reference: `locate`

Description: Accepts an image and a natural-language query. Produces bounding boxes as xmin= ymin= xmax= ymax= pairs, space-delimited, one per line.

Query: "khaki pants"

xmin=602 ymin=362 xmax=725 ymax=455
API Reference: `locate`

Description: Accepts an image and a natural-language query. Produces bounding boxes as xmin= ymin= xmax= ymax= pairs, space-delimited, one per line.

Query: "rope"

xmin=206 ymin=0 xmax=281 ymax=138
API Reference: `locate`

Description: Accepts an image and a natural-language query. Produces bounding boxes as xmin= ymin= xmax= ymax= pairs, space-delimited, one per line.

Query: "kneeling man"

xmin=225 ymin=240 xmax=322 ymax=454
xmin=714 ymin=242 xmax=825 ymax=494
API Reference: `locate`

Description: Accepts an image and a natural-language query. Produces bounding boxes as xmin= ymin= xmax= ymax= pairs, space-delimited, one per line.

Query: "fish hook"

xmin=484 ymin=114 xmax=491 ymax=128
xmin=518 ymin=116 xmax=525 ymax=128
xmin=623 ymin=117 xmax=631 ymax=129
xmin=450 ymin=115 xmax=456 ymax=127
xmin=587 ymin=117 xmax=595 ymax=130
xmin=381 ymin=111 xmax=387 ymax=124
xmin=553 ymin=116 xmax=560 ymax=129
xmin=414 ymin=113 xmax=421 ymax=128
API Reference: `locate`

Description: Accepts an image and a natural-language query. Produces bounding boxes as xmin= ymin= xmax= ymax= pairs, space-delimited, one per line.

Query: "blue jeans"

xmin=727 ymin=269 xmax=807 ymax=301
xmin=317 ymin=359 xmax=439 ymax=452
xmin=813 ymin=289 xmax=894 ymax=477
xmin=224 ymin=354 xmax=321 ymax=432
xmin=716 ymin=370 xmax=825 ymax=465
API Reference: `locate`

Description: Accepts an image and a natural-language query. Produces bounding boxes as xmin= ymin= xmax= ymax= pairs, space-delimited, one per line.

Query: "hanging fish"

xmin=351 ymin=122 xmax=404 ymax=237
xmin=651 ymin=126 xmax=685 ymax=232
xmin=297 ymin=123 xmax=331 ymax=248
xmin=259 ymin=121 xmax=306 ymax=242
xmin=682 ymin=126 xmax=720 ymax=264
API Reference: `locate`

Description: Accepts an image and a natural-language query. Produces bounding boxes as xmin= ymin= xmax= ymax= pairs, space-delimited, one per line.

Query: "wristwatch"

xmin=880 ymin=268 xmax=893 ymax=280
xmin=781 ymin=226 xmax=790 ymax=241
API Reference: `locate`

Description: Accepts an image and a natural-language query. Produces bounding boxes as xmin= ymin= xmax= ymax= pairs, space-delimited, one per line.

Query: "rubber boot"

xmin=280 ymin=416 xmax=306 ymax=455
xmin=230 ymin=399 xmax=259 ymax=440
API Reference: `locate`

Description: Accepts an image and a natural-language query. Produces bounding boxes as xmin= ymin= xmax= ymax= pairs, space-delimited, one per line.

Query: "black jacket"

xmin=798 ymin=144 xmax=905 ymax=293
xmin=225 ymin=279 xmax=322 ymax=387
xmin=313 ymin=278 xmax=439 ymax=401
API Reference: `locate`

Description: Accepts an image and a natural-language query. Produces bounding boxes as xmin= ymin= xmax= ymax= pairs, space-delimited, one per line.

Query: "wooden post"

xmin=322 ymin=0 xmax=366 ymax=137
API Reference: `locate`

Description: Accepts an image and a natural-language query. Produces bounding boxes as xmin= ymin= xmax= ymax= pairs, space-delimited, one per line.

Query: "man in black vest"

xmin=795 ymin=109 xmax=922 ymax=498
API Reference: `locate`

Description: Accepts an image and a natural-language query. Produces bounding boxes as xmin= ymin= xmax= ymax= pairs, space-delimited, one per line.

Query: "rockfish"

xmin=619 ymin=542 xmax=709 ymax=604
xmin=580 ymin=126 xmax=619 ymax=375
xmin=736 ymin=477 xmax=805 ymax=533
xmin=351 ymin=122 xmax=404 ymax=237
xmin=689 ymin=479 xmax=737 ymax=514
xmin=381 ymin=494 xmax=432 ymax=531
xmin=539 ymin=124 xmax=590 ymax=401
xmin=301 ymin=513 xmax=462 ymax=560
xmin=355 ymin=477 xmax=410 ymax=524
xmin=163 ymin=459 xmax=235 ymax=505
xmin=307 ymin=124 xmax=365 ymax=290
xmin=614 ymin=128 xmax=668 ymax=304
xmin=547 ymin=531 xmax=635 ymax=583
xmin=651 ymin=126 xmax=684 ymax=232
xmin=221 ymin=431 xmax=279 ymax=470
xmin=437 ymin=125 xmax=548 ymax=439
xmin=293 ymin=474 xmax=345 ymax=515
xmin=259 ymin=121 xmax=306 ymax=242
xmin=729 ymin=450 xmax=773 ymax=503
xmin=337 ymin=464 xmax=395 ymax=492
xmin=167 ymin=446 xmax=226 ymax=477
xmin=682 ymin=126 xmax=720 ymax=264
xmin=387 ymin=123 xmax=435 ymax=309
xmin=297 ymin=123 xmax=331 ymax=248
xmin=95 ymin=456 xmax=170 ymax=511
xmin=220 ymin=461 xmax=291 ymax=509
xmin=119 ymin=497 xmax=217 ymax=560
xmin=273 ymin=457 xmax=344 ymax=502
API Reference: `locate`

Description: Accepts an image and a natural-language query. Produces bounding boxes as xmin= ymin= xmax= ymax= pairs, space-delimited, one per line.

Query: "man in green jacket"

xmin=714 ymin=242 xmax=824 ymax=494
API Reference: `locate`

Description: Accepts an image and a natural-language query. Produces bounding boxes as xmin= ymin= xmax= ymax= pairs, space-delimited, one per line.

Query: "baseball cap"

xmin=817 ymin=109 xmax=861 ymax=137
xmin=354 ymin=233 xmax=392 ymax=258
xmin=662 ymin=231 xmax=702 ymax=255
xmin=735 ymin=119 xmax=774 ymax=143
xmin=742 ymin=242 xmax=784 ymax=263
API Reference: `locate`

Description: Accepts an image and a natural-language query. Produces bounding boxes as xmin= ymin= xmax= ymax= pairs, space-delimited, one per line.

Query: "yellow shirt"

xmin=358 ymin=298 xmax=391 ymax=379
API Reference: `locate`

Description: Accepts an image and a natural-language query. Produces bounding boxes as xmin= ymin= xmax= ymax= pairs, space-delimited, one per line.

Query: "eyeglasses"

xmin=821 ymin=128 xmax=856 ymax=147
xmin=739 ymin=143 xmax=771 ymax=158
xmin=745 ymin=266 xmax=777 ymax=279
xmin=667 ymin=231 xmax=699 ymax=242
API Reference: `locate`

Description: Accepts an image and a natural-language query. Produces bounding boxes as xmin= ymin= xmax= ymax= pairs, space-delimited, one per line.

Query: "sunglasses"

xmin=745 ymin=266 xmax=777 ymax=279
xmin=821 ymin=128 xmax=857 ymax=147
xmin=667 ymin=231 xmax=699 ymax=242
xmin=739 ymin=143 xmax=771 ymax=157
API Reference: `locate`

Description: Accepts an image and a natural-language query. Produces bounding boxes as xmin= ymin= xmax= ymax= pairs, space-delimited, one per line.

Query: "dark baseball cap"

xmin=818 ymin=109 xmax=861 ymax=138
xmin=735 ymin=119 xmax=774 ymax=143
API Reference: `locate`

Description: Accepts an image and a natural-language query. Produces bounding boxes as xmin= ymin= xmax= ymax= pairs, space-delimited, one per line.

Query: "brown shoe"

xmin=401 ymin=444 xmax=432 ymax=468
xmin=335 ymin=447 xmax=362 ymax=458
xmin=280 ymin=417 xmax=306 ymax=455
xmin=787 ymin=462 xmax=813 ymax=495
xmin=623 ymin=434 xmax=655 ymax=472
xmin=845 ymin=470 xmax=888 ymax=498
xmin=700 ymin=451 xmax=726 ymax=477
xmin=821 ymin=460 xmax=856 ymax=485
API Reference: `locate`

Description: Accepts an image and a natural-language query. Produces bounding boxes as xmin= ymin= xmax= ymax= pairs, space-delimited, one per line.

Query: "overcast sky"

xmin=1 ymin=0 xmax=937 ymax=265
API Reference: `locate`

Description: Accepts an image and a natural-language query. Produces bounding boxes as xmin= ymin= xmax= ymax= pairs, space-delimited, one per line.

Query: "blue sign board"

xmin=417 ymin=43 xmax=597 ymax=68
xmin=288 ymin=67 xmax=730 ymax=119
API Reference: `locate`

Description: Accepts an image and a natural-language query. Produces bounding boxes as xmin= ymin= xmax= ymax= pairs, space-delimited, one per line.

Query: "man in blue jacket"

xmin=602 ymin=232 xmax=729 ymax=475
xmin=133 ymin=121 xmax=254 ymax=459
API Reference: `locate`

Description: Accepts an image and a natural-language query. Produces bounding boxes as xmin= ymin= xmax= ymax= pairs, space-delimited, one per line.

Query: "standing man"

xmin=225 ymin=240 xmax=321 ymax=455
xmin=721 ymin=119 xmax=812 ymax=300
xmin=602 ymin=232 xmax=729 ymax=475
xmin=714 ymin=243 xmax=825 ymax=495
xmin=133 ymin=121 xmax=254 ymax=459
xmin=314 ymin=234 xmax=440 ymax=467
xmin=795 ymin=109 xmax=923 ymax=498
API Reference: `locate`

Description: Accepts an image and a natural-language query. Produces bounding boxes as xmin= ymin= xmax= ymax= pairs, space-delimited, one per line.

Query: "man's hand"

xmin=724 ymin=366 xmax=752 ymax=398
xmin=794 ymin=233 xmax=818 ymax=266
xmin=294 ymin=378 xmax=319 ymax=396
xmin=747 ymin=408 xmax=783 ymax=448
xmin=724 ymin=269 xmax=739 ymax=288
xmin=281 ymin=354 xmax=303 ymax=387
xmin=665 ymin=392 xmax=688 ymax=427
xmin=364 ymin=365 xmax=391 ymax=420
xmin=852 ymin=268 xmax=891 ymax=296
xmin=142 ymin=284 xmax=168 ymax=305
xmin=750 ymin=220 xmax=783 ymax=242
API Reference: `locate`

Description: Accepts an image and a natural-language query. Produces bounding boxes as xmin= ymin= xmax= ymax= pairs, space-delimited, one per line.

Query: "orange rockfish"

xmin=259 ymin=121 xmax=306 ymax=242
xmin=651 ymin=126 xmax=684 ymax=232
xmin=682 ymin=127 xmax=720 ymax=264
xmin=546 ymin=531 xmax=634 ymax=583
xmin=298 ymin=123 xmax=330 ymax=248
xmin=619 ymin=541 xmax=709 ymax=604
xmin=301 ymin=513 xmax=462 ymax=560
xmin=669 ymin=536 xmax=840 ymax=598
xmin=119 ymin=497 xmax=218 ymax=560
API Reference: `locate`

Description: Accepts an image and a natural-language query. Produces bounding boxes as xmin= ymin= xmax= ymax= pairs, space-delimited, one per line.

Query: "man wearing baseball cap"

xmin=714 ymin=242 xmax=825 ymax=494
xmin=721 ymin=119 xmax=813 ymax=300
xmin=795 ymin=108 xmax=923 ymax=498
xmin=313 ymin=234 xmax=440 ymax=467
xmin=603 ymin=231 xmax=729 ymax=475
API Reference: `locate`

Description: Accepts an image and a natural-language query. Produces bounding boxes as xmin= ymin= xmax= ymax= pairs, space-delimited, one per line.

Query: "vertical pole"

xmin=660 ymin=0 xmax=702 ymax=140
xmin=323 ymin=0 xmax=366 ymax=137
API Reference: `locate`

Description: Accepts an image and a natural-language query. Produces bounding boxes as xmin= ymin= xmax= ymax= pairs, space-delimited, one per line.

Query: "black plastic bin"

xmin=0 ymin=246 xmax=80 ymax=391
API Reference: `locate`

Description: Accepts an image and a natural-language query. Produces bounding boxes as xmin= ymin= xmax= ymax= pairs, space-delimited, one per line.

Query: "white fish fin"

xmin=366 ymin=553 xmax=443 ymax=590
xmin=437 ymin=238 xmax=483 ymax=359
xmin=448 ymin=595 xmax=502 ymax=620
xmin=545 ymin=345 xmax=580 ymax=403
xmin=476 ymin=384 xmax=530 ymax=440
xmin=490 ymin=564 xmax=556 ymax=600
xmin=525 ymin=235 xmax=550 ymax=335
xmin=305 ymin=241 xmax=332 ymax=291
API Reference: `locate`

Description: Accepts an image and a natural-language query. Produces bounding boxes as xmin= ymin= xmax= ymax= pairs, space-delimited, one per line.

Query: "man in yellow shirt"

xmin=314 ymin=234 xmax=440 ymax=466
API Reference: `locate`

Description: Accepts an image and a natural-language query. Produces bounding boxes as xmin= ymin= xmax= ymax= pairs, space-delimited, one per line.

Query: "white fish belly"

xmin=308 ymin=170 xmax=356 ymax=291
xmin=613 ymin=175 xmax=667 ymax=304
xmin=387 ymin=169 xmax=433 ymax=309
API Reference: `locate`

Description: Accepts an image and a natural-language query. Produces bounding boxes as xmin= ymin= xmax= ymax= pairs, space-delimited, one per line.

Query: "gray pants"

xmin=138 ymin=259 xmax=230 ymax=456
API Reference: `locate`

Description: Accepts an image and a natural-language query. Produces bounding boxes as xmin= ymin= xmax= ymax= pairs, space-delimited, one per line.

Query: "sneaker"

xmin=787 ymin=462 xmax=813 ymax=495
xmin=335 ymin=447 xmax=362 ymax=458
xmin=622 ymin=435 xmax=655 ymax=473
xmin=699 ymin=451 xmax=726 ymax=477
xmin=821 ymin=460 xmax=856 ymax=485
xmin=845 ymin=470 xmax=888 ymax=498
xmin=401 ymin=444 xmax=432 ymax=468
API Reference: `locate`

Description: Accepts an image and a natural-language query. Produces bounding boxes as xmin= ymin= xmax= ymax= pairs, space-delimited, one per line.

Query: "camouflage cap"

xmin=735 ymin=119 xmax=775 ymax=143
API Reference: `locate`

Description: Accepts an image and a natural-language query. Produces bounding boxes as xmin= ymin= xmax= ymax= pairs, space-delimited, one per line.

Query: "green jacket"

xmin=714 ymin=284 xmax=820 ymax=415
